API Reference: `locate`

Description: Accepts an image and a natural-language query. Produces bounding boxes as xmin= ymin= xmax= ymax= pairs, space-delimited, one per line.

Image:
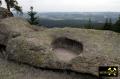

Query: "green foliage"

xmin=101 ymin=15 xmax=120 ymax=33
xmin=111 ymin=15 xmax=120 ymax=32
xmin=85 ymin=18 xmax=93 ymax=29
xmin=115 ymin=15 xmax=120 ymax=26
xmin=103 ymin=18 xmax=112 ymax=30
xmin=27 ymin=6 xmax=39 ymax=25
xmin=5 ymin=0 xmax=22 ymax=13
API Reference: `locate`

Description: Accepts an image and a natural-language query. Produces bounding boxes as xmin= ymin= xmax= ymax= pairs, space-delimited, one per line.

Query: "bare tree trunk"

xmin=5 ymin=0 xmax=10 ymax=12
xmin=0 ymin=0 xmax=2 ymax=6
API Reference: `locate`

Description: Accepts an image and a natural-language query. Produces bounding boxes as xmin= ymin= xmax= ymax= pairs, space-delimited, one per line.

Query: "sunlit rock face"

xmin=0 ymin=17 xmax=119 ymax=79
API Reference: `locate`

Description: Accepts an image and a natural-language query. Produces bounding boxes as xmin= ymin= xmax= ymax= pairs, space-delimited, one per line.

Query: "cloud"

xmin=2 ymin=0 xmax=120 ymax=12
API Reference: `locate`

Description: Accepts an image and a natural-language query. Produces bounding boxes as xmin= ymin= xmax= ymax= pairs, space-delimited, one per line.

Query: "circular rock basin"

xmin=52 ymin=37 xmax=83 ymax=62
xmin=54 ymin=48 xmax=78 ymax=62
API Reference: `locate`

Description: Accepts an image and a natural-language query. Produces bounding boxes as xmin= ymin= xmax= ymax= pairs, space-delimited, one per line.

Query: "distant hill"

xmin=39 ymin=12 xmax=120 ymax=22
xmin=14 ymin=12 xmax=120 ymax=28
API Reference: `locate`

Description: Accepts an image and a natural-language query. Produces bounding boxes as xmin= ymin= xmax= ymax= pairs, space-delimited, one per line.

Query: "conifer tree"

xmin=115 ymin=15 xmax=120 ymax=26
xmin=27 ymin=6 xmax=39 ymax=25
xmin=113 ymin=15 xmax=120 ymax=32
xmin=85 ymin=18 xmax=93 ymax=29
xmin=103 ymin=18 xmax=112 ymax=30
xmin=109 ymin=18 xmax=112 ymax=26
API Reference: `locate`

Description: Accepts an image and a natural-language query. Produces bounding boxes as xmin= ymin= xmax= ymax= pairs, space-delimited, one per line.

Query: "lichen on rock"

xmin=0 ymin=17 xmax=120 ymax=79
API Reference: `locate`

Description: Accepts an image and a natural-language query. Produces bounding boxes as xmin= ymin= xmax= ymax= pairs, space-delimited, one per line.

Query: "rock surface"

xmin=6 ymin=28 xmax=120 ymax=78
xmin=0 ymin=58 xmax=98 ymax=79
xmin=0 ymin=17 xmax=120 ymax=79
xmin=0 ymin=17 xmax=35 ymax=45
xmin=0 ymin=7 xmax=13 ymax=19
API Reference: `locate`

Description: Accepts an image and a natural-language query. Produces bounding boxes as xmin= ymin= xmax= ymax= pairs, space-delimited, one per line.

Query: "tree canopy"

xmin=1 ymin=0 xmax=22 ymax=13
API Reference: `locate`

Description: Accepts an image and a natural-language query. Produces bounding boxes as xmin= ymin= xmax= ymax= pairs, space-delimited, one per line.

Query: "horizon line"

xmin=22 ymin=11 xmax=120 ymax=13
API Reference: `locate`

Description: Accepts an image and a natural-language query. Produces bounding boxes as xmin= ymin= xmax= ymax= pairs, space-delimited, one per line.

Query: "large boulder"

xmin=0 ymin=17 xmax=119 ymax=79
xmin=6 ymin=28 xmax=120 ymax=79
xmin=0 ymin=17 xmax=34 ymax=45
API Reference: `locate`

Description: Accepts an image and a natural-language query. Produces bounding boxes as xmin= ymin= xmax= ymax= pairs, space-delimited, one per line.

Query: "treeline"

xmin=1 ymin=0 xmax=120 ymax=33
xmin=86 ymin=16 xmax=120 ymax=33
xmin=103 ymin=16 xmax=120 ymax=33
xmin=26 ymin=7 xmax=120 ymax=33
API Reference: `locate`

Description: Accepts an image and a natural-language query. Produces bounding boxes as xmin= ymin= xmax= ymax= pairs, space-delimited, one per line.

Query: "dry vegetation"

xmin=0 ymin=58 xmax=99 ymax=79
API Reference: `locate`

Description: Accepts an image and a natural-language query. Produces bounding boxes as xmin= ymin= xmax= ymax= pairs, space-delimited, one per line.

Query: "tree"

xmin=27 ymin=6 xmax=39 ymax=25
xmin=113 ymin=15 xmax=120 ymax=32
xmin=0 ymin=0 xmax=2 ymax=6
xmin=103 ymin=18 xmax=112 ymax=30
xmin=1 ymin=0 xmax=22 ymax=13
xmin=115 ymin=15 xmax=120 ymax=26
xmin=5 ymin=0 xmax=10 ymax=11
xmin=85 ymin=18 xmax=93 ymax=29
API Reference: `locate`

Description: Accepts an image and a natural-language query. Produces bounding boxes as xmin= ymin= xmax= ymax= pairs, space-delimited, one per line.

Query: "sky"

xmin=1 ymin=0 xmax=120 ymax=12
